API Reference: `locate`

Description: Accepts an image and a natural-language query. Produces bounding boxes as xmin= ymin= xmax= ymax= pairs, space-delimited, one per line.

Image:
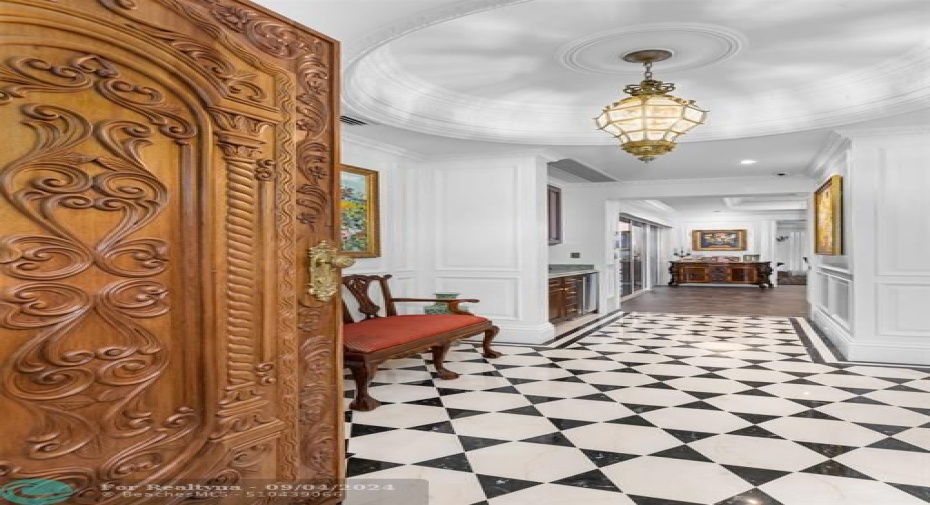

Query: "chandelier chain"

xmin=643 ymin=61 xmax=653 ymax=81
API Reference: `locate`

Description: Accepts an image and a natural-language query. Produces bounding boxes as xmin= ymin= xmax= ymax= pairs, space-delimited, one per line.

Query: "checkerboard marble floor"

xmin=342 ymin=313 xmax=930 ymax=505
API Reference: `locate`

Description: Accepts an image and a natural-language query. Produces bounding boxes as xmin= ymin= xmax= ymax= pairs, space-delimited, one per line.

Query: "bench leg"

xmin=482 ymin=326 xmax=503 ymax=359
xmin=349 ymin=363 xmax=381 ymax=411
xmin=431 ymin=344 xmax=460 ymax=380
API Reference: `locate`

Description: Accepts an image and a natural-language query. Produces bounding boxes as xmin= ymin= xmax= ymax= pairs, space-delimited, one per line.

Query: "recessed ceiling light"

xmin=740 ymin=159 xmax=757 ymax=165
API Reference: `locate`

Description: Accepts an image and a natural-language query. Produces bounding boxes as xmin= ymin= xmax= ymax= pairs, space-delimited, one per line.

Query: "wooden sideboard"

xmin=669 ymin=261 xmax=774 ymax=289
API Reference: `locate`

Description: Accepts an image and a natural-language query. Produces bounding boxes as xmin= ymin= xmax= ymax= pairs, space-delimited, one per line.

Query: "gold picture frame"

xmin=340 ymin=165 xmax=381 ymax=258
xmin=814 ymin=174 xmax=843 ymax=255
xmin=691 ymin=229 xmax=747 ymax=251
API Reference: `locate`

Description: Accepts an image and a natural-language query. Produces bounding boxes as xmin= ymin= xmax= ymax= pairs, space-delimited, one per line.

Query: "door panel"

xmin=0 ymin=1 xmax=342 ymax=503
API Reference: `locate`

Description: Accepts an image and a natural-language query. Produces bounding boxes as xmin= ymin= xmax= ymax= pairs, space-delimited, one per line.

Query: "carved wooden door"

xmin=0 ymin=1 xmax=343 ymax=503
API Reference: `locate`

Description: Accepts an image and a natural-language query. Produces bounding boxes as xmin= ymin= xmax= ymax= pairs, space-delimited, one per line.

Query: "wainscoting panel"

xmin=434 ymin=165 xmax=520 ymax=271
xmin=435 ymin=276 xmax=520 ymax=320
xmin=877 ymin=283 xmax=930 ymax=337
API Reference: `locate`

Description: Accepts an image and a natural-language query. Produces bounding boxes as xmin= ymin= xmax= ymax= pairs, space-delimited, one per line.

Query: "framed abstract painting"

xmin=691 ymin=229 xmax=747 ymax=251
xmin=814 ymin=174 xmax=843 ymax=255
xmin=340 ymin=165 xmax=380 ymax=257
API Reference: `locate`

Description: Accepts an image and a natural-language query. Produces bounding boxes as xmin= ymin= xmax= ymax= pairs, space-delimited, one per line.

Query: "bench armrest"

xmin=392 ymin=298 xmax=480 ymax=304
xmin=390 ymin=297 xmax=479 ymax=315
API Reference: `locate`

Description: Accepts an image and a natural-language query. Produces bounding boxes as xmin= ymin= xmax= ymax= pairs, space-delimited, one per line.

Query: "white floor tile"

xmin=761 ymin=473 xmax=926 ymax=505
xmin=352 ymin=403 xmax=450 ymax=428
xmin=689 ymin=434 xmax=827 ymax=471
xmin=807 ymin=373 xmax=897 ymax=390
xmin=845 ymin=366 xmax=928 ymax=380
xmin=440 ymin=390 xmax=532 ymax=412
xmin=865 ymin=389 xmax=930 ymax=409
xmin=605 ymin=386 xmax=697 ymax=406
xmin=602 ymin=456 xmax=753 ymax=504
xmin=817 ymin=401 xmax=929 ymax=427
xmin=760 ymin=417 xmax=887 ymax=446
xmin=666 ymin=377 xmax=752 ymax=394
xmin=640 ymin=407 xmax=752 ymax=433
xmin=632 ymin=363 xmax=708 ymax=377
xmin=705 ymin=394 xmax=809 ymax=416
xmin=563 ymin=423 xmax=681 ymax=455
xmin=467 ymin=441 xmax=597 ymax=482
xmin=716 ymin=368 xmax=798 ymax=383
xmin=514 ymin=380 xmax=601 ymax=398
xmin=365 ymin=385 xmax=440 ymax=404
xmin=534 ymin=398 xmax=634 ymax=422
xmin=349 ymin=429 xmax=463 ymax=464
xmin=498 ymin=366 xmax=574 ymax=381
xmin=348 ymin=465 xmax=486 ymax=505
xmin=836 ymin=448 xmax=930 ymax=487
xmin=578 ymin=371 xmax=658 ymax=387
xmin=490 ymin=483 xmax=636 ymax=505
xmin=759 ymin=383 xmax=857 ymax=402
xmin=450 ymin=412 xmax=557 ymax=440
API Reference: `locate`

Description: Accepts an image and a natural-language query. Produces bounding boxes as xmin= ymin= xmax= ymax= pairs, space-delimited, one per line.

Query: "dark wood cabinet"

xmin=669 ymin=261 xmax=773 ymax=289
xmin=549 ymin=275 xmax=582 ymax=322
xmin=547 ymin=185 xmax=563 ymax=245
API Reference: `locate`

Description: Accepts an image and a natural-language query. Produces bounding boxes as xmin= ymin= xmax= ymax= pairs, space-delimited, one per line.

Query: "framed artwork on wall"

xmin=340 ymin=165 xmax=380 ymax=257
xmin=691 ymin=229 xmax=747 ymax=251
xmin=814 ymin=174 xmax=843 ymax=255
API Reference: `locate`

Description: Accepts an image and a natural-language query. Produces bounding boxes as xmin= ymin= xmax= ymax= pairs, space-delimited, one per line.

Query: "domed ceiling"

xmin=256 ymin=0 xmax=930 ymax=180
xmin=341 ymin=0 xmax=930 ymax=144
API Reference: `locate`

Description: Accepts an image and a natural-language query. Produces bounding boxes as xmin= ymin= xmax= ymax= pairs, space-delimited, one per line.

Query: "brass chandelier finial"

xmin=595 ymin=49 xmax=707 ymax=163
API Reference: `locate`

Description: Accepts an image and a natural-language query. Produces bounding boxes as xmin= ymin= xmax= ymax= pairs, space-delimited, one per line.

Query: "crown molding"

xmin=641 ymin=199 xmax=679 ymax=214
xmin=806 ymin=131 xmax=851 ymax=180
xmin=833 ymin=124 xmax=930 ymax=138
xmin=343 ymin=0 xmax=536 ymax=65
xmin=569 ymin=175 xmax=812 ymax=188
xmin=422 ymin=147 xmax=566 ymax=163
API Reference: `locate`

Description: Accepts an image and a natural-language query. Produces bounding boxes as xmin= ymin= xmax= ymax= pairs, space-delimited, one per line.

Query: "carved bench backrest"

xmin=342 ymin=274 xmax=398 ymax=323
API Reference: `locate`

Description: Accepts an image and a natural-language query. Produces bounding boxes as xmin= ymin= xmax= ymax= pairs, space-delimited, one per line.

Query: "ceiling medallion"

xmin=595 ymin=49 xmax=708 ymax=162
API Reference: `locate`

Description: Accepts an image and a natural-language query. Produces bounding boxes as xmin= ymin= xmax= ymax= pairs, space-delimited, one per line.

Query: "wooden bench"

xmin=342 ymin=274 xmax=502 ymax=411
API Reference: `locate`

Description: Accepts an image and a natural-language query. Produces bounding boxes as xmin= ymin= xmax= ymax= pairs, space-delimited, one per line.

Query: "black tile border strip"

xmin=793 ymin=317 xmax=930 ymax=372
xmin=555 ymin=310 xmax=630 ymax=349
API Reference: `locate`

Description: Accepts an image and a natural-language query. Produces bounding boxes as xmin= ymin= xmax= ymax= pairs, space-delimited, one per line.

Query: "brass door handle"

xmin=308 ymin=240 xmax=355 ymax=302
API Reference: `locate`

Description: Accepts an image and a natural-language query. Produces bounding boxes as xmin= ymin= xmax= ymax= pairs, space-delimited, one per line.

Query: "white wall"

xmin=341 ymin=135 xmax=423 ymax=313
xmin=419 ymin=153 xmax=554 ymax=344
xmin=809 ymin=128 xmax=930 ymax=365
xmin=342 ymin=136 xmax=555 ymax=343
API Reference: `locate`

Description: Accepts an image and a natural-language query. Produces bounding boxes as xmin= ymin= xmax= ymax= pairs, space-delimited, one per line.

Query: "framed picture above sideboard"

xmin=691 ymin=229 xmax=747 ymax=251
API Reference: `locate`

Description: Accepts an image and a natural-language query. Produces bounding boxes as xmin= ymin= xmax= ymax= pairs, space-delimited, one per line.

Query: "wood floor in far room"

xmin=622 ymin=285 xmax=808 ymax=317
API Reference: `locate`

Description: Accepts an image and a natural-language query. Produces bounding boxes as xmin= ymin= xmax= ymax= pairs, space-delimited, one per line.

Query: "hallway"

xmin=343 ymin=312 xmax=930 ymax=505
xmin=621 ymin=286 xmax=808 ymax=318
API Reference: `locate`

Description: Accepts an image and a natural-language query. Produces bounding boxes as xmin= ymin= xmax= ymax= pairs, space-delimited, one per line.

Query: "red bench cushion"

xmin=344 ymin=314 xmax=489 ymax=354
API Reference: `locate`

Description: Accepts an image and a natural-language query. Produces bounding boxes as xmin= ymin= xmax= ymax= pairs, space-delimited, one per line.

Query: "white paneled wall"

xmin=810 ymin=128 xmax=930 ymax=365
xmin=421 ymin=155 xmax=553 ymax=344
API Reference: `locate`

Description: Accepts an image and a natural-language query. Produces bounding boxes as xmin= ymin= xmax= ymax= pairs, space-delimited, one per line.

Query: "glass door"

xmin=632 ymin=222 xmax=645 ymax=293
xmin=617 ymin=218 xmax=632 ymax=297
xmin=617 ymin=216 xmax=667 ymax=299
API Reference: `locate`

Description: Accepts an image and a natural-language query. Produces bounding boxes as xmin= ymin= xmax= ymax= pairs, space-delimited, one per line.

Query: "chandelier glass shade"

xmin=596 ymin=51 xmax=707 ymax=162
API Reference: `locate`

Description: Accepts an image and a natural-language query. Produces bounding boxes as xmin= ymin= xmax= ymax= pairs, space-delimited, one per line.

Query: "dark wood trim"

xmin=547 ymin=185 xmax=563 ymax=245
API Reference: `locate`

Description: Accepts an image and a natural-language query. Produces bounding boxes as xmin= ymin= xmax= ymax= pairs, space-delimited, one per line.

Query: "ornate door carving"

xmin=0 ymin=1 xmax=342 ymax=503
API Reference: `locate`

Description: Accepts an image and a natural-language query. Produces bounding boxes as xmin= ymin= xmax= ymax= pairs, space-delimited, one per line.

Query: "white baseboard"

xmin=810 ymin=306 xmax=853 ymax=358
xmin=846 ymin=341 xmax=930 ymax=366
xmin=811 ymin=306 xmax=930 ymax=366
xmin=488 ymin=323 xmax=556 ymax=345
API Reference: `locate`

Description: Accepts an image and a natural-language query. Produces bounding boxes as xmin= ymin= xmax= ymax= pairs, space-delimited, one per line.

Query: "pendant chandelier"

xmin=595 ymin=50 xmax=707 ymax=163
